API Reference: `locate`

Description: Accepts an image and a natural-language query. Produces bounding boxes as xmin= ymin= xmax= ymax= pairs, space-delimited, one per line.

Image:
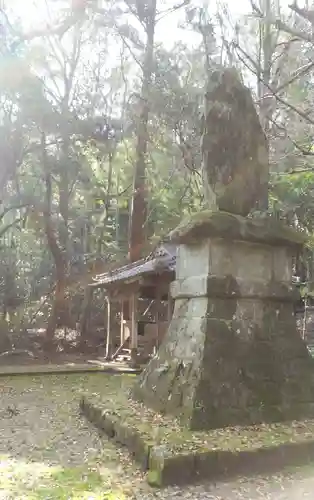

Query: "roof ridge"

xmin=93 ymin=256 xmax=147 ymax=281
xmin=91 ymin=240 xmax=177 ymax=286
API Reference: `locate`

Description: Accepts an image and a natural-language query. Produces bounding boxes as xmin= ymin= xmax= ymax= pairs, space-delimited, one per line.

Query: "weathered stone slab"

xmin=170 ymin=276 xmax=299 ymax=300
xmin=80 ymin=391 xmax=314 ymax=488
xmin=169 ymin=210 xmax=307 ymax=247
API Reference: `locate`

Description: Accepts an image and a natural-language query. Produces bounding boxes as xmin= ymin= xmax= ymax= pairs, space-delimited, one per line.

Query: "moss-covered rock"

xmin=168 ymin=210 xmax=307 ymax=247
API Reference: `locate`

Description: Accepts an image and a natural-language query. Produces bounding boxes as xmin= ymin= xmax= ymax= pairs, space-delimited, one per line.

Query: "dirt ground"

xmin=1 ymin=373 xmax=314 ymax=499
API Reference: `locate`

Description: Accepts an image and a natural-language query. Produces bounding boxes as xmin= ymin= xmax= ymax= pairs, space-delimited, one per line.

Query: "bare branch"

xmin=249 ymin=0 xmax=263 ymax=17
xmin=267 ymin=114 xmax=314 ymax=158
xmin=275 ymin=61 xmax=314 ymax=93
xmin=0 ymin=203 xmax=31 ymax=223
xmin=276 ymin=167 xmax=314 ymax=175
xmin=123 ymin=0 xmax=146 ymax=29
xmin=234 ymin=43 xmax=314 ymax=126
xmin=118 ymin=34 xmax=143 ymax=69
xmin=95 ymin=14 xmax=143 ymax=69
xmin=248 ymin=1 xmax=314 ymax=43
xmin=275 ymin=19 xmax=313 ymax=43
xmin=288 ymin=3 xmax=314 ymax=26
xmin=156 ymin=0 xmax=190 ymax=23
xmin=27 ymin=10 xmax=87 ymax=42
xmin=0 ymin=218 xmax=24 ymax=238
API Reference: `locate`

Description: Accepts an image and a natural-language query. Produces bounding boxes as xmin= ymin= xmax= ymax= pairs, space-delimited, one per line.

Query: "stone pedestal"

xmin=133 ymin=211 xmax=314 ymax=430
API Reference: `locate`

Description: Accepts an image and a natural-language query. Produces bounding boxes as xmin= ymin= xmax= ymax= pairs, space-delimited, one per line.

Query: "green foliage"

xmin=0 ymin=0 xmax=314 ymax=334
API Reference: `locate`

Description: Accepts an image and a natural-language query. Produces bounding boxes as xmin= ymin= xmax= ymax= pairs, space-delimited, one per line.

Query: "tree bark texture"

xmin=128 ymin=0 xmax=157 ymax=262
xmin=41 ymin=133 xmax=72 ymax=349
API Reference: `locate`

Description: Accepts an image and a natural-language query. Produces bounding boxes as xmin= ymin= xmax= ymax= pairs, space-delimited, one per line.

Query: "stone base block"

xmin=132 ymin=212 xmax=314 ymax=430
xmin=80 ymin=391 xmax=314 ymax=488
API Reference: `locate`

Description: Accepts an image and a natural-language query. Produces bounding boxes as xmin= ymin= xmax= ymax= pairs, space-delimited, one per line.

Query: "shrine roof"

xmin=89 ymin=242 xmax=176 ymax=288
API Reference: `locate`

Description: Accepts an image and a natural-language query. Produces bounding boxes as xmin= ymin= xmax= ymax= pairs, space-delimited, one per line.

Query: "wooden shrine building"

xmin=89 ymin=242 xmax=176 ymax=364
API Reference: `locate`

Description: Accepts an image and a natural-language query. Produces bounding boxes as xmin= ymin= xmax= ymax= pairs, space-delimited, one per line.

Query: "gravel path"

xmin=1 ymin=373 xmax=314 ymax=499
xmin=0 ymin=374 xmax=147 ymax=499
xmin=139 ymin=472 xmax=314 ymax=499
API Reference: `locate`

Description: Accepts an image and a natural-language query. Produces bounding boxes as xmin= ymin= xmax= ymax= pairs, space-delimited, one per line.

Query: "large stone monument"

xmin=200 ymin=66 xmax=269 ymax=216
xmin=132 ymin=67 xmax=314 ymax=430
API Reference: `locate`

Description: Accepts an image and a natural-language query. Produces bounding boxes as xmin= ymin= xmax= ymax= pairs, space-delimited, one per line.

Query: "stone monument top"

xmin=168 ymin=210 xmax=307 ymax=247
xmin=201 ymin=66 xmax=269 ymax=216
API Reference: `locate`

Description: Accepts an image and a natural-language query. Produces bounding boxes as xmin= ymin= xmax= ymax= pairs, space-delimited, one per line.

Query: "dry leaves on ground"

xmin=1 ymin=373 xmax=314 ymax=499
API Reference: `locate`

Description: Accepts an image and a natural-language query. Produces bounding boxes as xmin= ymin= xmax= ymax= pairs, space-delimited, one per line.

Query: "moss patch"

xmin=80 ymin=377 xmax=314 ymax=454
xmin=0 ymin=459 xmax=126 ymax=499
xmin=80 ymin=378 xmax=314 ymax=487
xmin=168 ymin=210 xmax=307 ymax=247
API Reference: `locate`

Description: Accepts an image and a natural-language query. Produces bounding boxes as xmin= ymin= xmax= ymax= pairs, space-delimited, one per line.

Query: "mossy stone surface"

xmin=135 ymin=213 xmax=314 ymax=430
xmin=80 ymin=381 xmax=314 ymax=487
xmin=147 ymin=468 xmax=162 ymax=487
xmin=80 ymin=384 xmax=314 ymax=454
xmin=134 ymin=298 xmax=314 ymax=429
xmin=168 ymin=210 xmax=307 ymax=247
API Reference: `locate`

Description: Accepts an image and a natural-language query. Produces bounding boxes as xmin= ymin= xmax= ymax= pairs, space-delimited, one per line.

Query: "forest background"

xmin=0 ymin=0 xmax=313 ymax=355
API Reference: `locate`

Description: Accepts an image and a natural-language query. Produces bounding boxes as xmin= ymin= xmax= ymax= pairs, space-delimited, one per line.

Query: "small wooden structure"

xmin=89 ymin=242 xmax=176 ymax=364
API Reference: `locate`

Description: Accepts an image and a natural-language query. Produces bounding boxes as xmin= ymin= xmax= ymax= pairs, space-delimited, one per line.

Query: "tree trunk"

xmin=59 ymin=140 xmax=70 ymax=252
xmin=97 ymin=151 xmax=114 ymax=255
xmin=41 ymin=133 xmax=70 ymax=351
xmin=79 ymin=286 xmax=93 ymax=349
xmin=128 ymin=0 xmax=157 ymax=262
xmin=257 ymin=0 xmax=279 ymax=135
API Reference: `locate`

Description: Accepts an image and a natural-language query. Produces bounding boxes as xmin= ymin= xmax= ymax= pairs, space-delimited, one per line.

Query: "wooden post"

xmin=120 ymin=300 xmax=124 ymax=345
xmin=123 ymin=298 xmax=130 ymax=320
xmin=105 ymin=295 xmax=111 ymax=359
xmin=130 ymin=293 xmax=138 ymax=365
xmin=167 ymin=292 xmax=174 ymax=323
xmin=156 ymin=286 xmax=161 ymax=350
